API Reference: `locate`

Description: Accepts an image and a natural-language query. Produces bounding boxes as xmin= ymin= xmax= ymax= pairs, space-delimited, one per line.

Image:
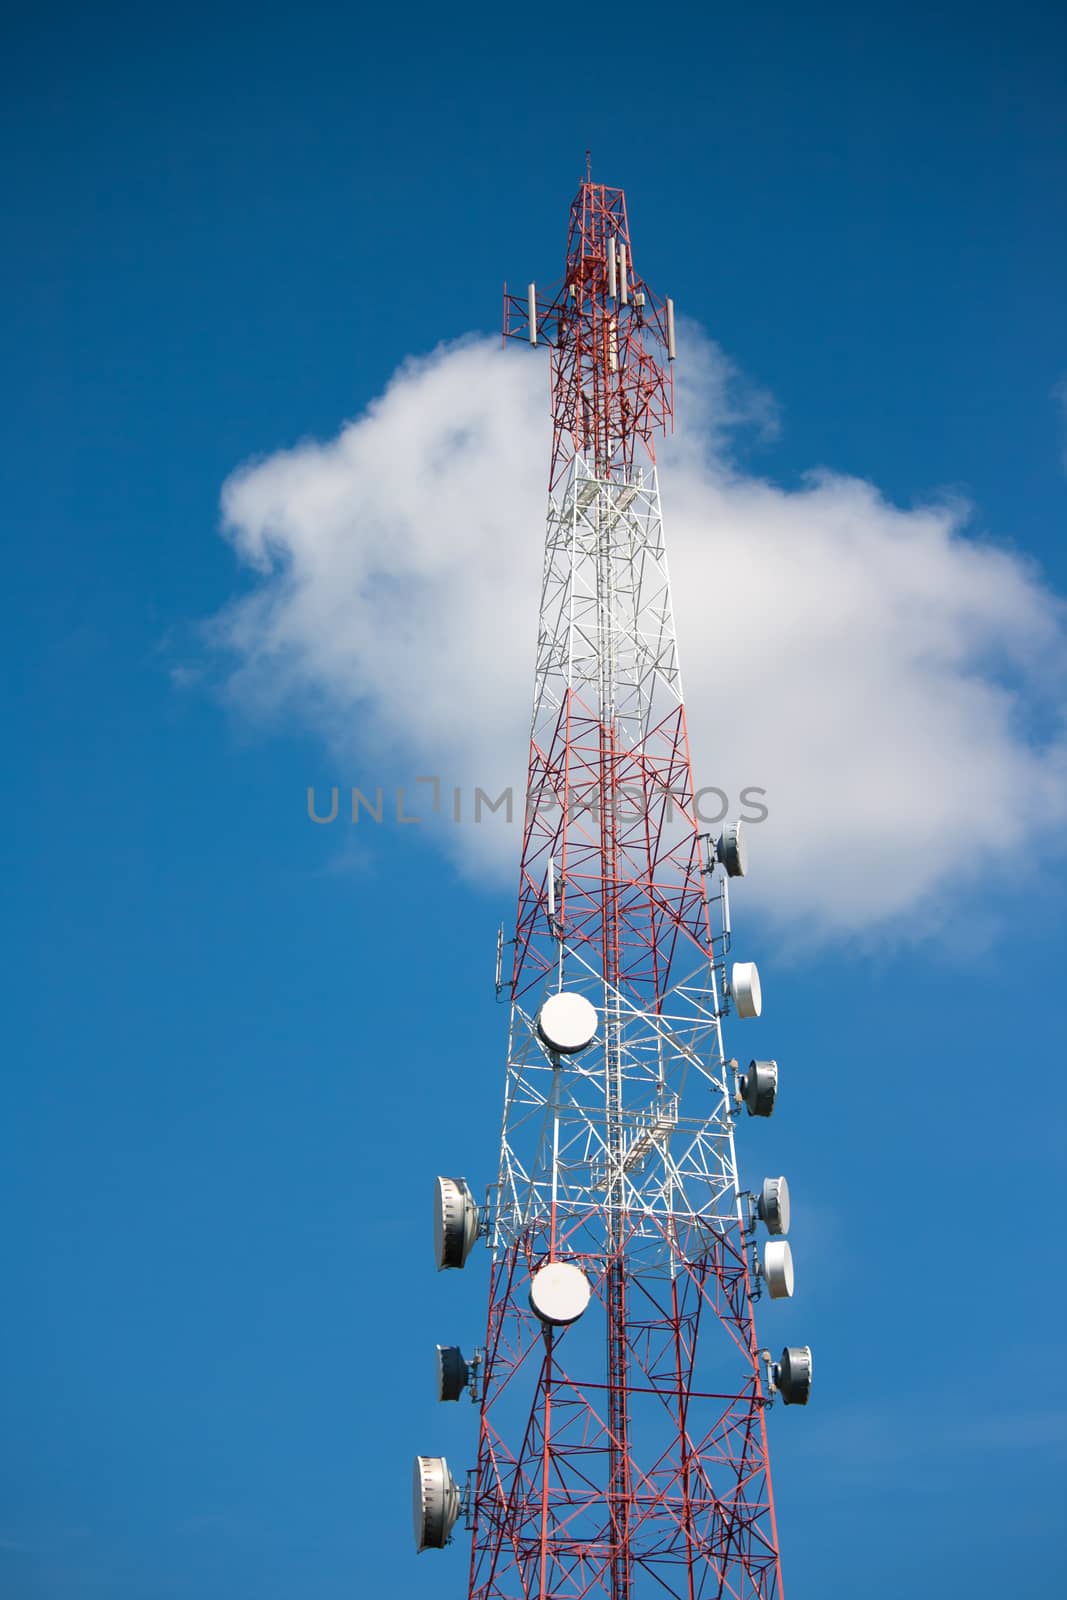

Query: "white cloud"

xmin=206 ymin=333 xmax=1067 ymax=943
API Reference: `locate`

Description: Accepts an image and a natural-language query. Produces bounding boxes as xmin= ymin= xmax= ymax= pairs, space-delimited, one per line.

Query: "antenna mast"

xmin=415 ymin=171 xmax=812 ymax=1600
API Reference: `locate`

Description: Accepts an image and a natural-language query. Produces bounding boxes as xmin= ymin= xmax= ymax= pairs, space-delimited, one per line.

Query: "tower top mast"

xmin=504 ymin=173 xmax=676 ymax=489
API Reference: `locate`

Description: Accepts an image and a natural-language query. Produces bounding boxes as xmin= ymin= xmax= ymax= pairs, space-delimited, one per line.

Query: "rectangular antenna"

xmin=527 ymin=283 xmax=537 ymax=344
xmin=607 ymin=235 xmax=617 ymax=299
xmin=547 ymin=857 xmax=556 ymax=920
xmin=666 ymin=297 xmax=677 ymax=360
xmin=618 ymin=242 xmax=629 ymax=305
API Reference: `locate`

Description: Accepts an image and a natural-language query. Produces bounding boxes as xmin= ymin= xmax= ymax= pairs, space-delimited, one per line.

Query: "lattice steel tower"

xmin=414 ymin=168 xmax=812 ymax=1600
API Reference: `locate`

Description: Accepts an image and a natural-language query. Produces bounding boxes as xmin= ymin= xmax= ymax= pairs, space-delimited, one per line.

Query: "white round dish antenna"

xmin=433 ymin=1176 xmax=480 ymax=1271
xmin=731 ymin=962 xmax=762 ymax=1019
xmin=412 ymin=1454 xmax=461 ymax=1550
xmin=740 ymin=1060 xmax=778 ymax=1118
xmin=757 ymin=1176 xmax=790 ymax=1236
xmin=774 ymin=1345 xmax=813 ymax=1405
xmin=528 ymin=1261 xmax=591 ymax=1326
xmin=537 ymin=992 xmax=598 ymax=1055
xmin=763 ymin=1239 xmax=795 ymax=1299
xmin=716 ymin=820 xmax=748 ymax=878
xmin=436 ymin=1345 xmax=470 ymax=1402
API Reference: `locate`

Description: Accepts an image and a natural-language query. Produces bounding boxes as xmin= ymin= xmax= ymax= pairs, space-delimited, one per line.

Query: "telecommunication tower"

xmin=414 ymin=168 xmax=812 ymax=1600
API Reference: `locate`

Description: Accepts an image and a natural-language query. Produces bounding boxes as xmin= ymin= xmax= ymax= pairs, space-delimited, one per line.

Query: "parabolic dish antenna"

xmin=537 ymin=991 xmax=598 ymax=1055
xmin=775 ymin=1345 xmax=813 ymax=1405
xmin=741 ymin=1060 xmax=778 ymax=1117
xmin=529 ymin=1261 xmax=592 ymax=1326
xmin=435 ymin=1345 xmax=469 ymax=1402
xmin=433 ymin=1176 xmax=480 ymax=1271
xmin=716 ymin=820 xmax=748 ymax=878
xmin=412 ymin=1454 xmax=461 ymax=1551
xmin=758 ymin=1176 xmax=791 ymax=1236
xmin=763 ymin=1239 xmax=795 ymax=1299
xmin=731 ymin=961 xmax=762 ymax=1019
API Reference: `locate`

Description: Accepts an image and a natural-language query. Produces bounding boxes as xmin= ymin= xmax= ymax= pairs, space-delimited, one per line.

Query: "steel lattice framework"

xmin=422 ymin=171 xmax=801 ymax=1600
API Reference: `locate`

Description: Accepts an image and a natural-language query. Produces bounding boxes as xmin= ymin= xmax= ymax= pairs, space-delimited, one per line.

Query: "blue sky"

xmin=3 ymin=2 xmax=1066 ymax=1596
